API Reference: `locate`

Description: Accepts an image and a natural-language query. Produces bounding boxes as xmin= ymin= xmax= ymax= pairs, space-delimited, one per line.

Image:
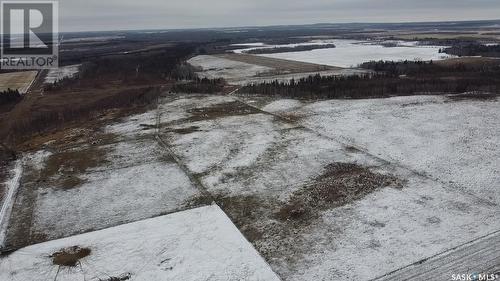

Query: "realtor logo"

xmin=1 ymin=0 xmax=58 ymax=69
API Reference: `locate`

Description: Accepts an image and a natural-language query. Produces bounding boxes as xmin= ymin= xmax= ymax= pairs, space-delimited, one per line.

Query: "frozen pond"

xmin=233 ymin=39 xmax=453 ymax=67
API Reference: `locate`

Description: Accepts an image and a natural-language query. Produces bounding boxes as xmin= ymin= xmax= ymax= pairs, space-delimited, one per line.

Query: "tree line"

xmin=244 ymin=44 xmax=336 ymax=54
xmin=240 ymin=60 xmax=500 ymax=99
xmin=172 ymin=77 xmax=225 ymax=94
xmin=0 ymin=89 xmax=21 ymax=105
xmin=441 ymin=44 xmax=500 ymax=58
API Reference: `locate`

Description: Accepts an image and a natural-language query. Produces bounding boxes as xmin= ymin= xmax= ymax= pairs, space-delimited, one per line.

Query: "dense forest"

xmin=244 ymin=44 xmax=336 ymax=54
xmin=0 ymin=89 xmax=21 ymax=105
xmin=3 ymin=43 xmax=206 ymax=144
xmin=172 ymin=77 xmax=225 ymax=94
xmin=240 ymin=60 xmax=500 ymax=99
xmin=360 ymin=60 xmax=500 ymax=76
xmin=441 ymin=44 xmax=500 ymax=58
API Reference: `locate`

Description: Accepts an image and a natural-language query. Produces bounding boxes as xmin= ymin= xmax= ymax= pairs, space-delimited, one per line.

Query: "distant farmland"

xmin=0 ymin=71 xmax=38 ymax=94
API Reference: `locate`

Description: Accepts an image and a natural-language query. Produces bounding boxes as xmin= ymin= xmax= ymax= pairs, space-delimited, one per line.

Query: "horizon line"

xmin=59 ymin=18 xmax=500 ymax=34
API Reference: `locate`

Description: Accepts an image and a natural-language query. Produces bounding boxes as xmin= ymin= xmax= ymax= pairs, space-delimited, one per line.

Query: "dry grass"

xmin=435 ymin=57 xmax=500 ymax=66
xmin=447 ymin=92 xmax=498 ymax=101
xmin=214 ymin=162 xmax=405 ymax=266
xmin=166 ymin=126 xmax=201 ymax=135
xmin=51 ymin=246 xmax=91 ymax=266
xmin=186 ymin=101 xmax=260 ymax=122
xmin=0 ymin=71 xmax=38 ymax=94
xmin=40 ymin=146 xmax=109 ymax=189
xmin=276 ymin=163 xmax=404 ymax=222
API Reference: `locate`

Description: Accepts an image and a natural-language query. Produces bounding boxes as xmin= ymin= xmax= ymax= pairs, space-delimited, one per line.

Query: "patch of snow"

xmin=105 ymin=110 xmax=158 ymax=139
xmin=288 ymin=176 xmax=499 ymax=280
xmin=282 ymin=95 xmax=500 ymax=204
xmin=187 ymin=55 xmax=272 ymax=82
xmin=44 ymin=64 xmax=81 ymax=84
xmin=32 ymin=161 xmax=200 ymax=240
xmin=25 ymin=150 xmax=52 ymax=170
xmin=262 ymin=99 xmax=303 ymax=113
xmin=0 ymin=205 xmax=280 ymax=281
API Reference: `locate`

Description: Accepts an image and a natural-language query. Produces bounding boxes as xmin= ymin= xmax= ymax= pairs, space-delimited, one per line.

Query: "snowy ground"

xmin=44 ymin=65 xmax=81 ymax=84
xmin=0 ymin=160 xmax=21 ymax=247
xmin=233 ymin=39 xmax=453 ymax=67
xmin=260 ymin=95 xmax=500 ymax=205
xmin=188 ymin=54 xmax=367 ymax=85
xmin=0 ymin=205 xmax=280 ymax=281
xmin=187 ymin=55 xmax=273 ymax=82
xmin=156 ymin=94 xmax=499 ymax=280
xmin=2 ymin=93 xmax=498 ymax=280
xmin=2 ymin=108 xmax=206 ymax=249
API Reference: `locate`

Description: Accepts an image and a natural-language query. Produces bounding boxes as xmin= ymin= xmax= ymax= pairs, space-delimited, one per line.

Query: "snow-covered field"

xmin=261 ymin=95 xmax=500 ymax=205
xmin=233 ymin=39 xmax=452 ymax=67
xmin=0 ymin=205 xmax=280 ymax=281
xmin=2 ymin=108 xmax=205 ymax=248
xmin=188 ymin=54 xmax=368 ymax=85
xmin=157 ymin=94 xmax=499 ymax=280
xmin=2 ymin=93 xmax=498 ymax=280
xmin=44 ymin=64 xmax=81 ymax=84
xmin=187 ymin=55 xmax=272 ymax=82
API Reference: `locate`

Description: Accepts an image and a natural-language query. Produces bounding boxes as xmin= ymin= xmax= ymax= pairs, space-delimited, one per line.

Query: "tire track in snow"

xmin=0 ymin=159 xmax=22 ymax=248
xmin=154 ymin=101 xmax=215 ymax=203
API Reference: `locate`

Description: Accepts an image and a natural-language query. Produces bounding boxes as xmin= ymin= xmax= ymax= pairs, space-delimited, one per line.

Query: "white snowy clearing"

xmin=0 ymin=205 xmax=280 ymax=281
xmin=158 ymin=94 xmax=499 ymax=280
xmin=2 ymin=93 xmax=498 ymax=280
xmin=1 ymin=109 xmax=205 ymax=247
xmin=187 ymin=55 xmax=272 ymax=81
xmin=187 ymin=54 xmax=368 ymax=85
xmin=44 ymin=64 xmax=81 ymax=84
xmin=233 ymin=39 xmax=453 ymax=67
xmin=262 ymin=95 xmax=500 ymax=205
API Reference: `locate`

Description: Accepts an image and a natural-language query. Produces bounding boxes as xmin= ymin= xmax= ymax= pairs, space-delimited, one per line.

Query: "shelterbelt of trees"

xmin=0 ymin=89 xmax=21 ymax=105
xmin=243 ymin=44 xmax=336 ymax=55
xmin=240 ymin=60 xmax=500 ymax=99
xmin=441 ymin=43 xmax=500 ymax=58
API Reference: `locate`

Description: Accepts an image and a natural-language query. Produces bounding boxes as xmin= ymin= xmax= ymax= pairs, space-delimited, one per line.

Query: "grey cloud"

xmin=58 ymin=0 xmax=500 ymax=32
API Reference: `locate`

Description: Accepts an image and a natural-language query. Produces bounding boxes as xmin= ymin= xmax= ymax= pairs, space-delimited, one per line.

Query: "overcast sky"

xmin=59 ymin=0 xmax=500 ymax=32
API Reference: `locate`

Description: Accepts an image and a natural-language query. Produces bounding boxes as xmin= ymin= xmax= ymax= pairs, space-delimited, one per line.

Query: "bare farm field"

xmin=188 ymin=53 xmax=367 ymax=85
xmin=0 ymin=71 xmax=38 ymax=94
xmin=216 ymin=53 xmax=336 ymax=73
xmin=2 ymin=91 xmax=497 ymax=280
